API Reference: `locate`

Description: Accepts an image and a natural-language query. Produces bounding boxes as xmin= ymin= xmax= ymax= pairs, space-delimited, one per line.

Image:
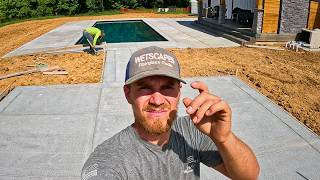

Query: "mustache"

xmin=143 ymin=104 xmax=171 ymax=111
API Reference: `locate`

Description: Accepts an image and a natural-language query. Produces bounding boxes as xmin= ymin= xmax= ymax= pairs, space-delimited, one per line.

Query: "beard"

xmin=134 ymin=103 xmax=178 ymax=135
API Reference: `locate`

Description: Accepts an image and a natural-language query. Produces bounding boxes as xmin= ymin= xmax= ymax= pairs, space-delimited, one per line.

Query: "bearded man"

xmin=81 ymin=46 xmax=260 ymax=180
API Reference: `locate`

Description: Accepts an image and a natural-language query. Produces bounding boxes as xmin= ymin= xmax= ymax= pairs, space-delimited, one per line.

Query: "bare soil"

xmin=171 ymin=47 xmax=320 ymax=135
xmin=0 ymin=53 xmax=104 ymax=89
xmin=0 ymin=12 xmax=319 ymax=135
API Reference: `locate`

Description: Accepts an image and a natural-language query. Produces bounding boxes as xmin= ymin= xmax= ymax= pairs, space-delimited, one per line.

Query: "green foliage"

xmin=163 ymin=0 xmax=190 ymax=7
xmin=126 ymin=0 xmax=140 ymax=9
xmin=0 ymin=0 xmax=82 ymax=22
xmin=105 ymin=0 xmax=142 ymax=10
xmin=0 ymin=0 xmax=190 ymax=24
xmin=86 ymin=0 xmax=103 ymax=11
xmin=57 ymin=0 xmax=79 ymax=15
xmin=37 ymin=0 xmax=56 ymax=16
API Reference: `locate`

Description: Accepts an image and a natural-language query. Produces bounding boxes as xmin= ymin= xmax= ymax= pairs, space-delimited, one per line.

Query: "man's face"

xmin=124 ymin=76 xmax=181 ymax=135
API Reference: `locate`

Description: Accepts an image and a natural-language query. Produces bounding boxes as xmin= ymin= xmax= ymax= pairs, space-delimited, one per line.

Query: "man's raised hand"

xmin=183 ymin=81 xmax=232 ymax=143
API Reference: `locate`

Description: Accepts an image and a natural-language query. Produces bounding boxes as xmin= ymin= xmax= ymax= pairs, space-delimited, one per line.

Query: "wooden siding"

xmin=262 ymin=0 xmax=281 ymax=33
xmin=308 ymin=0 xmax=320 ymax=29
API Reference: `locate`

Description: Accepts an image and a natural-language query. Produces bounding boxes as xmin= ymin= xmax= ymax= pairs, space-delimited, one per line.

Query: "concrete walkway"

xmin=1 ymin=18 xmax=319 ymax=179
xmin=4 ymin=18 xmax=239 ymax=57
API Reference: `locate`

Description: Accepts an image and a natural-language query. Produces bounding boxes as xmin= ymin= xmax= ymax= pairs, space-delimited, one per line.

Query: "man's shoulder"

xmin=82 ymin=126 xmax=138 ymax=173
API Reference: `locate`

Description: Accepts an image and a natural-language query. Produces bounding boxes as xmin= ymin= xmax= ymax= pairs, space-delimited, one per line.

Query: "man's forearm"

xmin=214 ymin=133 xmax=260 ymax=179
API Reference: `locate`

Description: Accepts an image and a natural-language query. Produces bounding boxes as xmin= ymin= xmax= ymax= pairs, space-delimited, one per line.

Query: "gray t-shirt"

xmin=81 ymin=116 xmax=223 ymax=180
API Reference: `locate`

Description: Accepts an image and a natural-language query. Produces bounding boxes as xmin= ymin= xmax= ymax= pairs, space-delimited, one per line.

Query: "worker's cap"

xmin=125 ymin=46 xmax=186 ymax=85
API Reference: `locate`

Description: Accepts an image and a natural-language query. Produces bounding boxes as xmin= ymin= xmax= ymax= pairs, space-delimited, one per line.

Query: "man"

xmin=83 ymin=27 xmax=104 ymax=54
xmin=82 ymin=46 xmax=260 ymax=179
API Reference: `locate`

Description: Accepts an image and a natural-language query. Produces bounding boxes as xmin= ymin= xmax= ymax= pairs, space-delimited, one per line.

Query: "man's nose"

xmin=149 ymin=92 xmax=165 ymax=106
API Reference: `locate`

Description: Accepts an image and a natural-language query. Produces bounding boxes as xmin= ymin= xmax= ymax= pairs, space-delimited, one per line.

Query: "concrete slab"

xmin=0 ymin=84 xmax=101 ymax=179
xmin=4 ymin=18 xmax=239 ymax=57
xmin=0 ymin=76 xmax=319 ymax=179
xmin=0 ymin=84 xmax=101 ymax=115
xmin=0 ymin=114 xmax=95 ymax=178
xmin=4 ymin=21 xmax=96 ymax=57
xmin=98 ymin=48 xmax=319 ymax=178
xmin=1 ymin=17 xmax=319 ymax=180
xmin=96 ymin=76 xmax=320 ymax=179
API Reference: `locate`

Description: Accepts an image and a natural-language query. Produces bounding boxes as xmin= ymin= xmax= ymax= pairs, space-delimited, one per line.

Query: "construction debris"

xmin=0 ymin=80 xmax=15 ymax=100
xmin=245 ymin=44 xmax=285 ymax=51
xmin=0 ymin=65 xmax=60 ymax=80
xmin=43 ymin=69 xmax=68 ymax=75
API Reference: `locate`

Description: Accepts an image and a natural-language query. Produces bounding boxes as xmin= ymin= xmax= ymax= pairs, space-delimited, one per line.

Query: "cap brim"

xmin=125 ymin=70 xmax=186 ymax=85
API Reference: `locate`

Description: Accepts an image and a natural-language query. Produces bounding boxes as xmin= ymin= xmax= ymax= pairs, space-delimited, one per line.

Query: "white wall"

xmin=202 ymin=0 xmax=255 ymax=19
xmin=211 ymin=0 xmax=220 ymax=7
xmin=233 ymin=0 xmax=256 ymax=11
xmin=203 ymin=0 xmax=208 ymax=8
xmin=211 ymin=0 xmax=233 ymax=19
xmin=226 ymin=0 xmax=232 ymax=19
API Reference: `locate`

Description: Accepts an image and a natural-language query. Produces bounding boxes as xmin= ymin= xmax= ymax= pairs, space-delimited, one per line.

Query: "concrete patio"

xmin=0 ymin=18 xmax=319 ymax=179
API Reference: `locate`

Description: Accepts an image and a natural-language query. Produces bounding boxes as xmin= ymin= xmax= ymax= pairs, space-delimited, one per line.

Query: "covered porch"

xmin=196 ymin=0 xmax=320 ymax=44
xmin=198 ymin=0 xmax=257 ymax=28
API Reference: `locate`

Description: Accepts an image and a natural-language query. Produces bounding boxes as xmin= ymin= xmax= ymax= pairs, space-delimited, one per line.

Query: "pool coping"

xmin=3 ymin=18 xmax=239 ymax=58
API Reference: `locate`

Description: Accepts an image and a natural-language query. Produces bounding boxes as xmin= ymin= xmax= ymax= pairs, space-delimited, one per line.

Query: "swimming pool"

xmin=77 ymin=20 xmax=167 ymax=44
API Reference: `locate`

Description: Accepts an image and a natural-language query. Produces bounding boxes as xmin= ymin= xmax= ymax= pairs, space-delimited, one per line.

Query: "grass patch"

xmin=76 ymin=10 xmax=121 ymax=16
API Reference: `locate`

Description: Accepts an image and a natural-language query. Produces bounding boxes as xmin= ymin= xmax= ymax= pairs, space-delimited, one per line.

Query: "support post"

xmin=252 ymin=0 xmax=264 ymax=34
xmin=198 ymin=0 xmax=203 ymax=20
xmin=218 ymin=0 xmax=226 ymax=24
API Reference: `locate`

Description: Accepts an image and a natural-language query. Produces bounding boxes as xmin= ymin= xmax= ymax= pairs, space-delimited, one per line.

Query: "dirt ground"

xmin=0 ymin=52 xmax=104 ymax=89
xmin=0 ymin=12 xmax=319 ymax=135
xmin=171 ymin=47 xmax=320 ymax=135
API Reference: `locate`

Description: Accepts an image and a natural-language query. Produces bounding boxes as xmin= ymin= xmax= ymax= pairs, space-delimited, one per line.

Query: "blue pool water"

xmin=77 ymin=20 xmax=167 ymax=44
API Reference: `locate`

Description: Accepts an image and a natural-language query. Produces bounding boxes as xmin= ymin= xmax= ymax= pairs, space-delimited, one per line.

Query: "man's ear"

xmin=123 ymin=85 xmax=132 ymax=104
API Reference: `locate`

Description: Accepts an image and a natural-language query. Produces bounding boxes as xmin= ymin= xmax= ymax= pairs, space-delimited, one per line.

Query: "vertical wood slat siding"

xmin=262 ymin=0 xmax=281 ymax=33
xmin=308 ymin=1 xmax=320 ymax=29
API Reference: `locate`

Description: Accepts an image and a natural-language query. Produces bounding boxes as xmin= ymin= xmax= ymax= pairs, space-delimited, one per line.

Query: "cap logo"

xmin=134 ymin=53 xmax=175 ymax=68
xmin=125 ymin=46 xmax=186 ymax=85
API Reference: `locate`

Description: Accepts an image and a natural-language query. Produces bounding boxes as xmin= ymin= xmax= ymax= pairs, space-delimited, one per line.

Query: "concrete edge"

xmin=100 ymin=42 xmax=108 ymax=83
xmin=0 ymin=87 xmax=22 ymax=113
xmin=229 ymin=76 xmax=320 ymax=151
xmin=3 ymin=20 xmax=97 ymax=58
xmin=142 ymin=19 xmax=174 ymax=42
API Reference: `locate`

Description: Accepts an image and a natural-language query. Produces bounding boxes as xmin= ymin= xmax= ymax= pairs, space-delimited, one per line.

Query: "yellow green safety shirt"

xmin=84 ymin=27 xmax=102 ymax=46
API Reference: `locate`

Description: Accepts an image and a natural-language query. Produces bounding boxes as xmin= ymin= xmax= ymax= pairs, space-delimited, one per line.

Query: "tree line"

xmin=0 ymin=0 xmax=190 ymax=23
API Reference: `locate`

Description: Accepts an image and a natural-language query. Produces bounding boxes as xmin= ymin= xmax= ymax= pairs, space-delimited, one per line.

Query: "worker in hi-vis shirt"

xmin=83 ymin=27 xmax=104 ymax=54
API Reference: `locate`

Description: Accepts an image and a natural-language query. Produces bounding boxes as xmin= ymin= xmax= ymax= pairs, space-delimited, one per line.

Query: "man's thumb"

xmin=183 ymin=97 xmax=192 ymax=108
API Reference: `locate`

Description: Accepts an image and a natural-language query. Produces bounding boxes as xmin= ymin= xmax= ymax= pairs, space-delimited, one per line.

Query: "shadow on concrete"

xmin=177 ymin=21 xmax=221 ymax=37
xmin=177 ymin=21 xmax=243 ymax=45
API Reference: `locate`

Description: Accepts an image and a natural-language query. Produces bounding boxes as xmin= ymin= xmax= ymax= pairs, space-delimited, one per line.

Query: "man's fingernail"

xmin=187 ymin=106 xmax=193 ymax=113
xmin=193 ymin=116 xmax=198 ymax=123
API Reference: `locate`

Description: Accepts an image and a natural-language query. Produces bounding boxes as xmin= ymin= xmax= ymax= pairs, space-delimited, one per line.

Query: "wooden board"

xmin=0 ymin=66 xmax=60 ymax=80
xmin=308 ymin=0 xmax=320 ymax=29
xmin=262 ymin=0 xmax=281 ymax=33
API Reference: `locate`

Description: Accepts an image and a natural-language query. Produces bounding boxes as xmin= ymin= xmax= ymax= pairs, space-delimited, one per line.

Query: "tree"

xmin=86 ymin=0 xmax=103 ymax=11
xmin=56 ymin=0 xmax=80 ymax=15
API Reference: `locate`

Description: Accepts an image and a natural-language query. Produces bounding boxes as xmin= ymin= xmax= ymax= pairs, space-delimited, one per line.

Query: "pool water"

xmin=77 ymin=20 xmax=167 ymax=44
